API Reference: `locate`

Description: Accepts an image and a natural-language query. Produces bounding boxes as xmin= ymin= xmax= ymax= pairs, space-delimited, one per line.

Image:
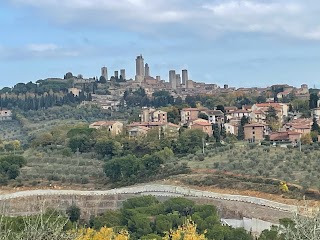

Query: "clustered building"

xmin=100 ymin=54 xmax=197 ymax=94
xmin=84 ymin=55 xmax=314 ymax=145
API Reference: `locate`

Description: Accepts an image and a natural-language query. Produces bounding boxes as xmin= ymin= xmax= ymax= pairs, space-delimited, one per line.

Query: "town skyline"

xmin=0 ymin=52 xmax=316 ymax=90
xmin=2 ymin=1 xmax=320 ymax=88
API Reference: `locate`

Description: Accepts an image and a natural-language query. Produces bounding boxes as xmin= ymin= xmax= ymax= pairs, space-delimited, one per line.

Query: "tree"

xmin=238 ymin=116 xmax=249 ymax=140
xmin=266 ymin=106 xmax=280 ymax=131
xmin=301 ymin=133 xmax=312 ymax=145
xmin=213 ymin=124 xmax=221 ymax=142
xmin=309 ymin=93 xmax=319 ymax=109
xmin=164 ymin=198 xmax=195 ymax=215
xmin=175 ymin=129 xmax=206 ymax=154
xmin=259 ymin=226 xmax=284 ymax=240
xmin=155 ymin=215 xmax=173 ymax=235
xmin=99 ymin=76 xmax=107 ymax=83
xmin=128 ymin=214 xmax=153 ymax=238
xmin=94 ymin=138 xmax=120 ymax=157
xmin=311 ymin=117 xmax=319 ymax=132
xmin=216 ymin=105 xmax=225 ymax=113
xmin=64 ymin=72 xmax=73 ymax=79
xmin=91 ymin=210 xmax=122 ymax=229
xmin=163 ymin=219 xmax=207 ymax=240
xmin=77 ymin=227 xmax=129 ymax=240
xmin=69 ymin=135 xmax=92 ymax=153
xmin=280 ymin=204 xmax=320 ymax=240
xmin=66 ymin=205 xmax=81 ymax=223
xmin=198 ymin=112 xmax=209 ymax=120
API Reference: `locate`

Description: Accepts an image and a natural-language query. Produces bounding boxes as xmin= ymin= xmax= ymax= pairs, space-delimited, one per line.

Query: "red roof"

xmin=193 ymin=122 xmax=212 ymax=126
xmin=244 ymin=123 xmax=266 ymax=127
xmin=255 ymin=103 xmax=282 ymax=108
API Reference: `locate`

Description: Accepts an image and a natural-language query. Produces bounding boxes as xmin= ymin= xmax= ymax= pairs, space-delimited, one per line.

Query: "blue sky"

xmin=1 ymin=0 xmax=320 ymax=88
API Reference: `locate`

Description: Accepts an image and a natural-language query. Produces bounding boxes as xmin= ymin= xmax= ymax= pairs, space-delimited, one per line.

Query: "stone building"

xmin=244 ymin=123 xmax=266 ymax=142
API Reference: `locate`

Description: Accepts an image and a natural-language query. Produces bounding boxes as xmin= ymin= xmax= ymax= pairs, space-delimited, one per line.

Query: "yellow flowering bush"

xmin=163 ymin=219 xmax=207 ymax=240
xmin=76 ymin=227 xmax=129 ymax=240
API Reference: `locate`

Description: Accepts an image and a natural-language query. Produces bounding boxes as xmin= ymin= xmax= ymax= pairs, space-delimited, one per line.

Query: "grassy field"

xmin=0 ymin=121 xmax=27 ymax=143
xmin=18 ymin=149 xmax=106 ymax=188
xmin=180 ymin=144 xmax=320 ymax=191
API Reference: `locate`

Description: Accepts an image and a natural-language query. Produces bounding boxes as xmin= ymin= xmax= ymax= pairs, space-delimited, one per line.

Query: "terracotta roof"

xmin=128 ymin=126 xmax=150 ymax=131
xmin=291 ymin=125 xmax=311 ymax=129
xmin=242 ymin=105 xmax=252 ymax=109
xmin=255 ymin=103 xmax=283 ymax=108
xmin=203 ymin=110 xmax=224 ymax=116
xmin=192 ymin=121 xmax=212 ymax=126
xmin=225 ymin=106 xmax=238 ymax=111
xmin=244 ymin=123 xmax=266 ymax=127
xmin=166 ymin=123 xmax=180 ymax=128
xmin=288 ymin=131 xmax=301 ymax=135
xmin=252 ymin=109 xmax=265 ymax=114
xmin=182 ymin=108 xmax=199 ymax=111
xmin=233 ymin=110 xmax=250 ymax=113
xmin=270 ymin=132 xmax=289 ymax=141
xmin=91 ymin=121 xmax=118 ymax=126
xmin=182 ymin=107 xmax=208 ymax=111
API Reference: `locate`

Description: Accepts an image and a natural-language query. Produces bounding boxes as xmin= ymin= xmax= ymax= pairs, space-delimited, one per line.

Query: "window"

xmin=253 ymin=131 xmax=255 ymax=135
xmin=252 ymin=127 xmax=255 ymax=130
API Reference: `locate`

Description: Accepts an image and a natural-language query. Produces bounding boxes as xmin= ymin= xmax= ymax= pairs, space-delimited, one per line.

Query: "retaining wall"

xmin=0 ymin=184 xmax=296 ymax=222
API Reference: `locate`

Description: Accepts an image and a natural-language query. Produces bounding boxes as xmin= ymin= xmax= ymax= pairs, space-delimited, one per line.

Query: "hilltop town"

xmin=1 ymin=54 xmax=317 ymax=146
xmin=1 ymin=54 xmax=320 ymax=239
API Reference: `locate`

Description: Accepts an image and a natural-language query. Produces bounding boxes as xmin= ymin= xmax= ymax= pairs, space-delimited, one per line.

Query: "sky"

xmin=1 ymin=0 xmax=320 ymax=88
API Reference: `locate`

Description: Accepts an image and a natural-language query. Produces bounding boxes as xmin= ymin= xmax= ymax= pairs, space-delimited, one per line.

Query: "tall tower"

xmin=182 ymin=69 xmax=188 ymax=88
xmin=135 ymin=54 xmax=144 ymax=82
xmin=169 ymin=70 xmax=177 ymax=89
xmin=114 ymin=71 xmax=119 ymax=79
xmin=176 ymin=74 xmax=181 ymax=87
xmin=101 ymin=67 xmax=108 ymax=81
xmin=120 ymin=69 xmax=126 ymax=80
xmin=145 ymin=63 xmax=150 ymax=77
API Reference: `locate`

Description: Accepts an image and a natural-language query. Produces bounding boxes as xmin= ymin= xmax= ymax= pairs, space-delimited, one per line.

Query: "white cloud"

xmin=10 ymin=0 xmax=190 ymax=24
xmin=26 ymin=43 xmax=58 ymax=52
xmin=0 ymin=43 xmax=81 ymax=60
xmin=8 ymin=0 xmax=320 ymax=40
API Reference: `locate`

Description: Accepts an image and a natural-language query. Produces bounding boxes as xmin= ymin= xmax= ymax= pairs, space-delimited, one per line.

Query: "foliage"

xmin=309 ymin=93 xmax=319 ymax=109
xmin=185 ymin=144 xmax=320 ymax=193
xmin=301 ymin=133 xmax=312 ymax=145
xmin=0 ymin=210 xmax=77 ymax=240
xmin=238 ymin=116 xmax=249 ymax=140
xmin=66 ymin=205 xmax=81 ymax=223
xmin=76 ymin=227 xmax=129 ymax=240
xmin=0 ymin=155 xmax=26 ymax=183
xmin=279 ymin=182 xmax=289 ymax=193
xmin=175 ymin=129 xmax=206 ymax=154
xmin=266 ymin=107 xmax=280 ymax=131
xmin=163 ymin=219 xmax=207 ymax=240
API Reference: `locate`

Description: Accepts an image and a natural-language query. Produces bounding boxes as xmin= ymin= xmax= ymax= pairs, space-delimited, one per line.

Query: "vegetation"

xmin=178 ymin=143 xmax=320 ymax=196
xmin=0 ymin=197 xmax=319 ymax=240
xmin=89 ymin=196 xmax=252 ymax=240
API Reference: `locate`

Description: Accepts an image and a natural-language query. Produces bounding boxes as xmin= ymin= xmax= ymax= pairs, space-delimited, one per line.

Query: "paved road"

xmin=0 ymin=184 xmax=297 ymax=212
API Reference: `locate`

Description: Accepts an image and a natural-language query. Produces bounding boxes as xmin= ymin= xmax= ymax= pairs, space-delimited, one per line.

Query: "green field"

xmin=180 ymin=144 xmax=320 ymax=190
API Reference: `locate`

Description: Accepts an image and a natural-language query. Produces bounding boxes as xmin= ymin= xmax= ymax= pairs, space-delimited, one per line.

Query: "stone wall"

xmin=0 ymin=184 xmax=296 ymax=222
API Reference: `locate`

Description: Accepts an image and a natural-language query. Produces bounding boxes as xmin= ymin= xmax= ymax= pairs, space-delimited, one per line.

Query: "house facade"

xmin=224 ymin=123 xmax=238 ymax=136
xmin=140 ymin=108 xmax=168 ymax=123
xmin=89 ymin=121 xmax=124 ymax=136
xmin=203 ymin=110 xmax=225 ymax=124
xmin=244 ymin=123 xmax=266 ymax=142
xmin=128 ymin=126 xmax=150 ymax=138
xmin=189 ymin=119 xmax=213 ymax=137
xmin=0 ymin=109 xmax=12 ymax=121
xmin=181 ymin=108 xmax=208 ymax=125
